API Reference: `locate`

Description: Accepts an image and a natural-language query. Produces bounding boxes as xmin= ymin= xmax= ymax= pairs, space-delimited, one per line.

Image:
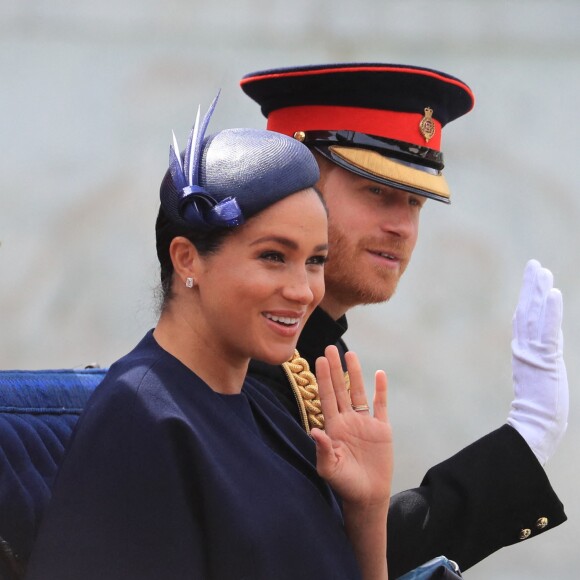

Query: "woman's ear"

xmin=169 ymin=237 xmax=200 ymax=288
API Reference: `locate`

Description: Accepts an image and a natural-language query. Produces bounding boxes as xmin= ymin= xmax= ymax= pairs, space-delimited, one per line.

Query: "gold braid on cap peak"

xmin=281 ymin=350 xmax=350 ymax=434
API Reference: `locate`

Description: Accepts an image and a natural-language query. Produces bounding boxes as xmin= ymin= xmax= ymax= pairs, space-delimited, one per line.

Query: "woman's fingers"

xmin=315 ymin=355 xmax=339 ymax=422
xmin=315 ymin=346 xmax=355 ymax=419
xmin=326 ymin=346 xmax=353 ymax=413
xmin=310 ymin=427 xmax=335 ymax=478
xmin=372 ymin=370 xmax=388 ymax=422
xmin=316 ymin=346 xmax=388 ymax=422
xmin=345 ymin=351 xmax=370 ymax=414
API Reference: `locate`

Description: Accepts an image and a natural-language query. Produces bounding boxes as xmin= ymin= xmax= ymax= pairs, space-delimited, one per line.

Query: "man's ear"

xmin=169 ymin=236 xmax=201 ymax=288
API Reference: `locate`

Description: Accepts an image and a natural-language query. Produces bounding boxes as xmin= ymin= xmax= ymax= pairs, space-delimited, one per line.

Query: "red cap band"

xmin=267 ymin=105 xmax=442 ymax=150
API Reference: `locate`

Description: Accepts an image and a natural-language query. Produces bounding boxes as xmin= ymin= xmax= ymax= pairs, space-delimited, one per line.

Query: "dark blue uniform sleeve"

xmin=387 ymin=424 xmax=566 ymax=578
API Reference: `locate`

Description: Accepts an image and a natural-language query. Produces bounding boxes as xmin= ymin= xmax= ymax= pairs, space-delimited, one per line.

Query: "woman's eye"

xmin=260 ymin=251 xmax=284 ymax=263
xmin=369 ymin=186 xmax=382 ymax=196
xmin=307 ymin=255 xmax=327 ymax=266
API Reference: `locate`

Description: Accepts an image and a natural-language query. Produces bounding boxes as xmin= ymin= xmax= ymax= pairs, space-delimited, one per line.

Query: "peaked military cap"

xmin=241 ymin=63 xmax=475 ymax=203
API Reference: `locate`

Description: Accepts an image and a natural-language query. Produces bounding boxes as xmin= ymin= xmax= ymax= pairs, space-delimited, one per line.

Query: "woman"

xmin=25 ymin=98 xmax=392 ymax=580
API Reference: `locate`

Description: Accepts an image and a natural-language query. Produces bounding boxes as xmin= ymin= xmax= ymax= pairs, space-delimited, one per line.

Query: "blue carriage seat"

xmin=0 ymin=368 xmax=106 ymax=579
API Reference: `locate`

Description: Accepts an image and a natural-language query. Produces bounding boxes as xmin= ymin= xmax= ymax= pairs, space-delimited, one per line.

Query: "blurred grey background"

xmin=1 ymin=0 xmax=578 ymax=577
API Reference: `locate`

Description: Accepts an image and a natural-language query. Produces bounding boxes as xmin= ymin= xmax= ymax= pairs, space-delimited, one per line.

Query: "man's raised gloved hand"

xmin=507 ymin=259 xmax=568 ymax=466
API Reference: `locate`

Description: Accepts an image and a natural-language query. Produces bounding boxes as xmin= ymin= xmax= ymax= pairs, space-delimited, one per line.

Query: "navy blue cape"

xmin=26 ymin=331 xmax=361 ymax=579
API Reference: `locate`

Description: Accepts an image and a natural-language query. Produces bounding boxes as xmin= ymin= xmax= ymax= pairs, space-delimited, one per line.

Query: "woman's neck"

xmin=153 ymin=310 xmax=248 ymax=395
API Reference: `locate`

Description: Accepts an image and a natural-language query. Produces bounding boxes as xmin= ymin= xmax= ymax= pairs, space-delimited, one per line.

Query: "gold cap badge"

xmin=419 ymin=107 xmax=435 ymax=143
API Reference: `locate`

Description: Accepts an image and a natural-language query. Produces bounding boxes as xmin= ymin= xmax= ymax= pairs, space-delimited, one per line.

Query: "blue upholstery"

xmin=0 ymin=368 xmax=106 ymax=574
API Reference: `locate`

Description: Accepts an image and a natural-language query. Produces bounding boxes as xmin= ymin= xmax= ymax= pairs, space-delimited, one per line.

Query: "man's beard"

xmin=323 ymin=223 xmax=407 ymax=310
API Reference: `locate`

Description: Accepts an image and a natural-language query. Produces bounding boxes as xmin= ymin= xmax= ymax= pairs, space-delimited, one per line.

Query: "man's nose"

xmin=378 ymin=202 xmax=414 ymax=238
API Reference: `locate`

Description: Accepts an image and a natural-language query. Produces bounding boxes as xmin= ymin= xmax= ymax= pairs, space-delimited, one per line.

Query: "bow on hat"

xmin=165 ymin=92 xmax=244 ymax=230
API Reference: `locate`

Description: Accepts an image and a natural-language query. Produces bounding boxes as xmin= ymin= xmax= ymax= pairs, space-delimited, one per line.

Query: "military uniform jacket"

xmin=25 ymin=331 xmax=362 ymax=580
xmin=248 ymin=307 xmax=567 ymax=579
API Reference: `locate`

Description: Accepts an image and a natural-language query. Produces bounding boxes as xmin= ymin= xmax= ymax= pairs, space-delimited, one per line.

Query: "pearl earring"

xmin=185 ymin=277 xmax=194 ymax=288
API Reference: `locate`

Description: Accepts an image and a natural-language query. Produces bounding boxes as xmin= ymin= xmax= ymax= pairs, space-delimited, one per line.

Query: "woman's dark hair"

xmin=155 ymin=206 xmax=235 ymax=311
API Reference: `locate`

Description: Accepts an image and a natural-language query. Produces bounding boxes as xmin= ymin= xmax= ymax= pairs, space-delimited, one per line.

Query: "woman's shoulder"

xmin=85 ymin=331 xmax=187 ymax=414
xmin=97 ymin=331 xmax=164 ymax=394
xmin=92 ymin=330 xmax=215 ymax=419
xmin=72 ymin=332 xmax=207 ymax=448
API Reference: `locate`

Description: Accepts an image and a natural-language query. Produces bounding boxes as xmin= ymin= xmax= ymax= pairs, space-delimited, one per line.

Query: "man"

xmin=241 ymin=63 xmax=568 ymax=578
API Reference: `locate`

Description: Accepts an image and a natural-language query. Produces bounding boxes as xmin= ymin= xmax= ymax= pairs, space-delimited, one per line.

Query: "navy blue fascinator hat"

xmin=158 ymin=94 xmax=320 ymax=235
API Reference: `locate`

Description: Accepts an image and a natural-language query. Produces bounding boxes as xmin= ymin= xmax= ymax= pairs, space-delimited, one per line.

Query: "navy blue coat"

xmin=26 ymin=331 xmax=361 ymax=580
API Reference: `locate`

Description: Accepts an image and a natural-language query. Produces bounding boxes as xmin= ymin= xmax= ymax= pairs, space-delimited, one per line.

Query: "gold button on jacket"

xmin=536 ymin=517 xmax=549 ymax=529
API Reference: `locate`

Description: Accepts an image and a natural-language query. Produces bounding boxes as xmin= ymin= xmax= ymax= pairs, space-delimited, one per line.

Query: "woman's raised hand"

xmin=311 ymin=345 xmax=393 ymax=509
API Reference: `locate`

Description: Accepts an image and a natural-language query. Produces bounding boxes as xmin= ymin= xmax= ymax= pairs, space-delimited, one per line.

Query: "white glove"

xmin=507 ymin=259 xmax=568 ymax=466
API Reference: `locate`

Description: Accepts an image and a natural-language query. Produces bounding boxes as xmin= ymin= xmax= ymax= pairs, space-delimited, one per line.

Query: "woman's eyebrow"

xmin=250 ymin=237 xmax=328 ymax=253
xmin=250 ymin=235 xmax=298 ymax=249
